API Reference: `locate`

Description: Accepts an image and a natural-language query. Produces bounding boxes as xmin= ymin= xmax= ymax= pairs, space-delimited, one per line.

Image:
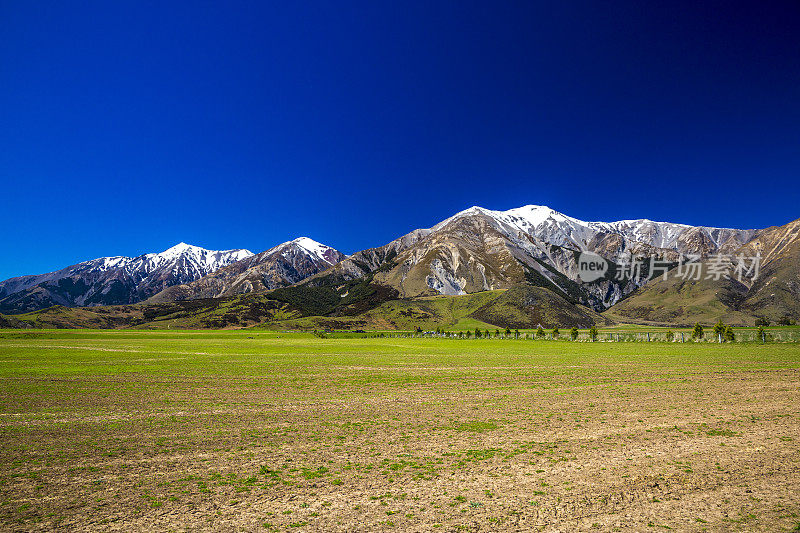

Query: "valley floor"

xmin=0 ymin=331 xmax=798 ymax=531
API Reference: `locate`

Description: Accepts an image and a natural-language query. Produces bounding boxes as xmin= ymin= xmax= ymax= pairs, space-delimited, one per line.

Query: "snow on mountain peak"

xmin=428 ymin=204 xmax=753 ymax=255
xmin=262 ymin=237 xmax=341 ymax=265
xmin=160 ymin=242 xmax=202 ymax=257
xmin=436 ymin=204 xmax=577 ymax=231
xmin=497 ymin=205 xmax=580 ymax=227
xmin=155 ymin=242 xmax=253 ymax=263
xmin=292 ymin=236 xmax=326 ymax=250
xmin=443 ymin=204 xmax=704 ymax=233
xmin=287 ymin=237 xmax=338 ymax=264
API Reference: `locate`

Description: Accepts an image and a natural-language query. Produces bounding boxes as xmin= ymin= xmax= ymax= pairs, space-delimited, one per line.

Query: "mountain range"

xmin=0 ymin=243 xmax=252 ymax=313
xmin=314 ymin=205 xmax=755 ymax=309
xmin=1 ymin=205 xmax=797 ymax=328
xmin=146 ymin=237 xmax=344 ymax=304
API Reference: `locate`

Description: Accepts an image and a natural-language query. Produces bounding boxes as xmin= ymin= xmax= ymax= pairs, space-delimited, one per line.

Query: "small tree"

xmin=589 ymin=326 xmax=598 ymax=342
xmin=552 ymin=327 xmax=560 ymax=339
xmin=666 ymin=330 xmax=674 ymax=342
xmin=713 ymin=321 xmax=726 ymax=340
xmin=514 ymin=329 xmax=520 ymax=339
xmin=570 ymin=327 xmax=579 ymax=341
xmin=505 ymin=327 xmax=512 ymax=336
xmin=465 ymin=330 xmax=472 ymax=339
xmin=724 ymin=326 xmax=735 ymax=342
xmin=495 ymin=329 xmax=500 ymax=338
xmin=756 ymin=325 xmax=766 ymax=342
xmin=692 ymin=323 xmax=704 ymax=340
xmin=536 ymin=326 xmax=545 ymax=339
xmin=474 ymin=328 xmax=481 ymax=338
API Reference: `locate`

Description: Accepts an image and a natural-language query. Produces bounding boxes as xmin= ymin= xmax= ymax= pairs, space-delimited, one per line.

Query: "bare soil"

xmin=0 ymin=335 xmax=798 ymax=532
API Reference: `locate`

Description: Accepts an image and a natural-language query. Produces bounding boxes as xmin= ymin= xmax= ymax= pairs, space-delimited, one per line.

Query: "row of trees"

xmin=691 ymin=321 xmax=736 ymax=342
xmin=430 ymin=326 xmax=600 ymax=340
xmin=689 ymin=321 xmax=770 ymax=342
xmin=428 ymin=322 xmax=772 ymax=343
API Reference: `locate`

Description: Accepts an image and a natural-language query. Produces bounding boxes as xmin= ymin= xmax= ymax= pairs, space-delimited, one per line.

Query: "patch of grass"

xmin=300 ymin=466 xmax=329 ymax=479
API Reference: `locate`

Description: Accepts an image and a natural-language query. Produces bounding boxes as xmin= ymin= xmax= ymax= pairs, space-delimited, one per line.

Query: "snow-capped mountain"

xmin=284 ymin=237 xmax=343 ymax=265
xmin=437 ymin=205 xmax=754 ymax=259
xmin=147 ymin=237 xmax=345 ymax=303
xmin=0 ymin=243 xmax=253 ymax=313
xmin=0 ymin=205 xmax=766 ymax=315
xmin=306 ymin=205 xmax=755 ymax=310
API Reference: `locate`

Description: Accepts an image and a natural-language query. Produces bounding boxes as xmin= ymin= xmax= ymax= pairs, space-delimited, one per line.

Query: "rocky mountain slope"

xmin=147 ymin=237 xmax=345 ymax=303
xmin=299 ymin=205 xmax=754 ymax=312
xmin=737 ymin=218 xmax=800 ymax=319
xmin=0 ymin=243 xmax=253 ymax=313
xmin=608 ymin=217 xmax=800 ymax=325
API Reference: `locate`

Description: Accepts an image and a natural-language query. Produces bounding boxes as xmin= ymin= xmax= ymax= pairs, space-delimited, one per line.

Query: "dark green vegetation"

xmin=0 ymin=330 xmax=798 ymax=530
xmin=268 ymin=268 xmax=399 ymax=317
xmin=0 ymin=284 xmax=609 ymax=331
xmin=0 ymin=294 xmax=304 ymax=329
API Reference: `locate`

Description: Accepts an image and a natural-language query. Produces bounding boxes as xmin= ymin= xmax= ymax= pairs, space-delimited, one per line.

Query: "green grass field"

xmin=0 ymin=330 xmax=798 ymax=531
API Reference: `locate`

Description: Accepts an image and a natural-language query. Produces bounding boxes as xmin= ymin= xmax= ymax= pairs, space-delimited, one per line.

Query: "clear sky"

xmin=1 ymin=1 xmax=799 ymax=280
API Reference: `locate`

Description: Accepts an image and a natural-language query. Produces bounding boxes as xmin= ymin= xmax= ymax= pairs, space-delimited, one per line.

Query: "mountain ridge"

xmin=1 ymin=205 xmax=796 ymax=327
xmin=147 ymin=237 xmax=345 ymax=303
xmin=0 ymin=243 xmax=253 ymax=313
xmin=608 ymin=217 xmax=800 ymax=325
xmin=295 ymin=205 xmax=757 ymax=316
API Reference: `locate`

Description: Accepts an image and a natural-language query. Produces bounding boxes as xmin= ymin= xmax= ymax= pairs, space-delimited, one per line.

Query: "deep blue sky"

xmin=1 ymin=1 xmax=799 ymax=279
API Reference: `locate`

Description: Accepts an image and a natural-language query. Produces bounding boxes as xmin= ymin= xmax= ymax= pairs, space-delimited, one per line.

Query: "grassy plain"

xmin=0 ymin=330 xmax=798 ymax=531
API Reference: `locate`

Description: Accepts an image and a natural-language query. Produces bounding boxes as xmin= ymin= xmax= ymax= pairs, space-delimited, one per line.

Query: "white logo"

xmin=578 ymin=251 xmax=608 ymax=282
